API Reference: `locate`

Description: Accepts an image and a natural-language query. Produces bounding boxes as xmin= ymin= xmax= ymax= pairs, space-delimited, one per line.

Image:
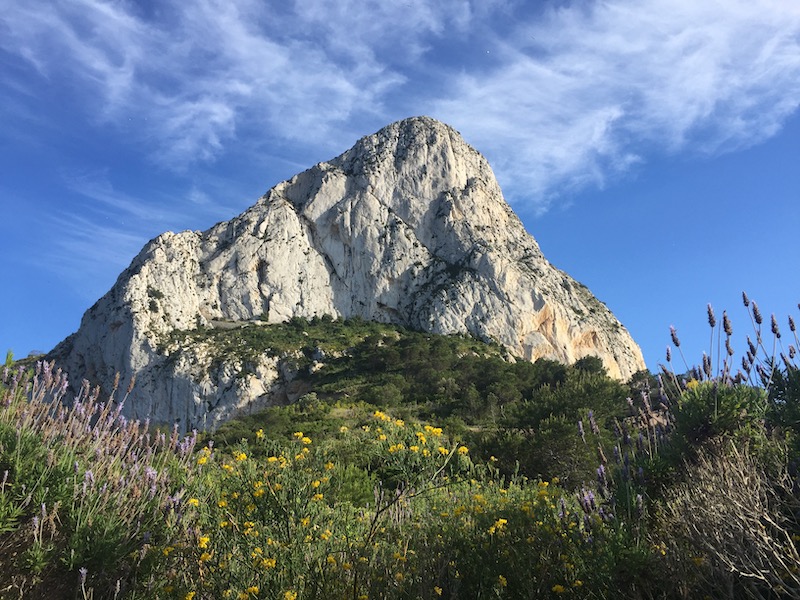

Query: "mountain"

xmin=50 ymin=116 xmax=646 ymax=430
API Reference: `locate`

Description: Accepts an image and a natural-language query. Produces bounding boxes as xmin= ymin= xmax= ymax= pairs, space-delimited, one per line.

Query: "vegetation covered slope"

xmin=2 ymin=300 xmax=800 ymax=599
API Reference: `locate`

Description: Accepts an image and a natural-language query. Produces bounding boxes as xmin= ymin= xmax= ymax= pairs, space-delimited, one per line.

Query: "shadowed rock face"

xmin=51 ymin=116 xmax=646 ymax=430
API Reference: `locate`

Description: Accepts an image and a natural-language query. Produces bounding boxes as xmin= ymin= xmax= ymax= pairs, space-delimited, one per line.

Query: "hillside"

xmin=49 ymin=117 xmax=645 ymax=432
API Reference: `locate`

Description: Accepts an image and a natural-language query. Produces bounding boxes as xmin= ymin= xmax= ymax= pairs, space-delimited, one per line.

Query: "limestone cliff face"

xmin=51 ymin=116 xmax=646 ymax=430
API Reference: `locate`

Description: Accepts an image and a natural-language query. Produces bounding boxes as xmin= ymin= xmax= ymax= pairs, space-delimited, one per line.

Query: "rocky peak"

xmin=51 ymin=116 xmax=646 ymax=430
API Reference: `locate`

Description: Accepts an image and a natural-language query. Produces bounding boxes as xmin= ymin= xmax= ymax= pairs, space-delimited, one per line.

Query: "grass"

xmin=1 ymin=296 xmax=799 ymax=598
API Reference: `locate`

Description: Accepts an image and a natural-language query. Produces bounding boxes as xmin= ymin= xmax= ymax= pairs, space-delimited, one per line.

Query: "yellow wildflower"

xmin=267 ymin=456 xmax=279 ymax=463
xmin=327 ymin=554 xmax=337 ymax=565
xmin=424 ymin=425 xmax=443 ymax=436
xmin=199 ymin=551 xmax=212 ymax=562
xmin=235 ymin=451 xmax=247 ymax=462
xmin=284 ymin=591 xmax=298 ymax=600
xmin=293 ymin=431 xmax=304 ymax=438
xmin=184 ymin=593 xmax=196 ymax=600
xmin=301 ymin=436 xmax=312 ymax=445
xmin=552 ymin=584 xmax=566 ymax=594
xmin=498 ymin=575 xmax=507 ymax=587
xmin=246 ymin=586 xmax=259 ymax=594
xmin=197 ymin=455 xmax=208 ymax=465
xmin=188 ymin=498 xmax=199 ymax=507
xmin=457 ymin=446 xmax=469 ymax=455
xmin=256 ymin=429 xmax=264 ymax=439
xmin=325 ymin=461 xmax=335 ymax=470
xmin=438 ymin=446 xmax=449 ymax=456
xmin=198 ymin=535 xmax=210 ymax=549
xmin=488 ymin=518 xmax=508 ymax=535
xmin=434 ymin=586 xmax=443 ymax=596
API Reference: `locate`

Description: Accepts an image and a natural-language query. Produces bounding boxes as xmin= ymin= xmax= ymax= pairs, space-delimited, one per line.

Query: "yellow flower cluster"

xmin=488 ymin=518 xmax=508 ymax=535
xmin=423 ymin=424 xmax=443 ymax=437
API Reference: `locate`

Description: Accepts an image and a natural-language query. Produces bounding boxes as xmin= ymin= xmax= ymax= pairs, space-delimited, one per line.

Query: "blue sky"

xmin=1 ymin=0 xmax=798 ymax=375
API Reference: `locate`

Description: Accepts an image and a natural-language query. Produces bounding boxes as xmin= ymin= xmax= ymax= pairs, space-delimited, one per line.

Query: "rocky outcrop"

xmin=51 ymin=116 xmax=646 ymax=430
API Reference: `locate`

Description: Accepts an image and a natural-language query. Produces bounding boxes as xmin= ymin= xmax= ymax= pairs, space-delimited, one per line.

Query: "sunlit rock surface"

xmin=51 ymin=116 xmax=646 ymax=430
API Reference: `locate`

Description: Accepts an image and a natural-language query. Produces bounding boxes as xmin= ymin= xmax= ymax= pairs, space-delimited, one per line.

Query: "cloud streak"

xmin=432 ymin=0 xmax=800 ymax=209
xmin=2 ymin=0 xmax=799 ymax=213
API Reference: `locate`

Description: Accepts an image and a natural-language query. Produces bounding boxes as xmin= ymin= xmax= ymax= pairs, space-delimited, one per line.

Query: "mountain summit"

xmin=52 ymin=116 xmax=646 ymax=429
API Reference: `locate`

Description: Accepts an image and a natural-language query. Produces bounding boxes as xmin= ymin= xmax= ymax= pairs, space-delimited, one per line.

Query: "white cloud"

xmin=0 ymin=0 xmax=472 ymax=167
xmin=432 ymin=0 xmax=800 ymax=210
xmin=2 ymin=0 xmax=798 ymax=213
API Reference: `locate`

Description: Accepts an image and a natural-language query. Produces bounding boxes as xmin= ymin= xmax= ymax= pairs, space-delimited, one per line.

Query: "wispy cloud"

xmin=432 ymin=0 xmax=800 ymax=210
xmin=2 ymin=0 xmax=798 ymax=214
xmin=34 ymin=169 xmax=244 ymax=296
xmin=0 ymin=0 xmax=472 ymax=167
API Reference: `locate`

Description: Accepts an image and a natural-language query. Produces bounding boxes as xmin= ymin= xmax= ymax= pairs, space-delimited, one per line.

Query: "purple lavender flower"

xmin=772 ymin=314 xmax=781 ymax=338
xmin=79 ymin=567 xmax=88 ymax=586
xmin=585 ymin=489 xmax=596 ymax=511
xmin=588 ymin=411 xmax=599 ymax=435
xmin=670 ymin=326 xmax=681 ymax=348
xmin=596 ymin=464 xmax=607 ymax=488
xmin=577 ymin=420 xmax=585 ymax=443
xmin=752 ymin=302 xmax=763 ymax=325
